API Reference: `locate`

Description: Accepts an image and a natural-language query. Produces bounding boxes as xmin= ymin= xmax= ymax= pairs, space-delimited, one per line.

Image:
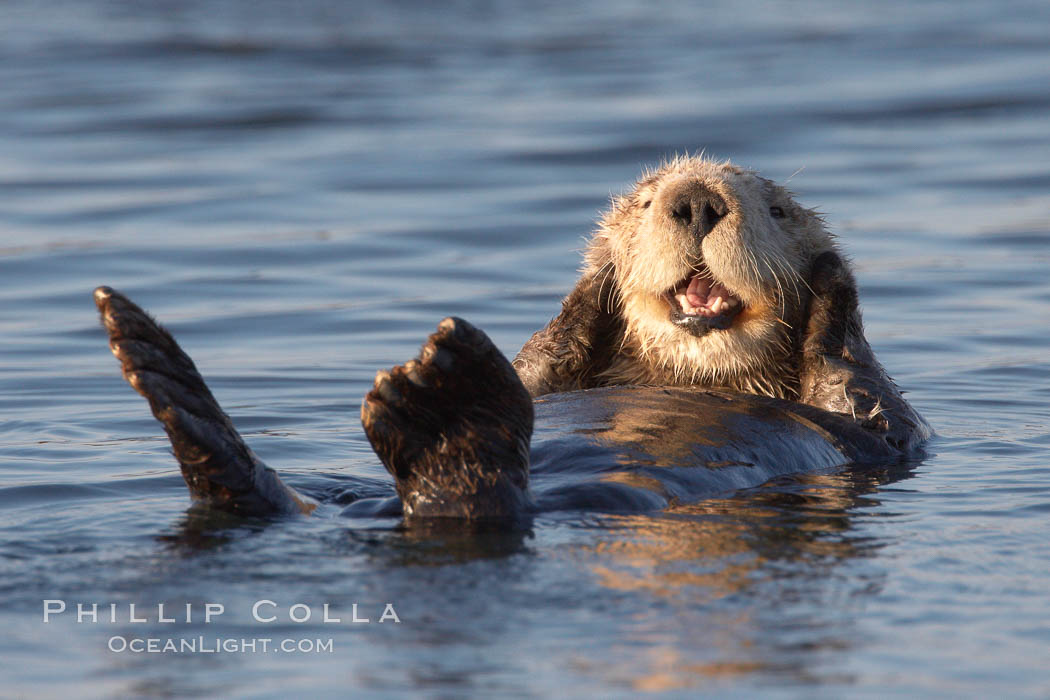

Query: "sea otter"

xmin=95 ymin=156 xmax=929 ymax=522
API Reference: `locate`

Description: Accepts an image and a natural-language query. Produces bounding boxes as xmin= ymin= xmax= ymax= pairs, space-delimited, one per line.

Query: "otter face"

xmin=588 ymin=156 xmax=835 ymax=396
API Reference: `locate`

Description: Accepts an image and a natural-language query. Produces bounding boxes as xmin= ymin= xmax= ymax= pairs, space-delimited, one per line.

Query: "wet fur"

xmin=96 ymin=156 xmax=928 ymax=522
xmin=361 ymin=318 xmax=533 ymax=520
xmin=517 ymin=156 xmax=834 ymax=399
xmin=515 ymin=155 xmax=928 ymax=450
xmin=94 ymin=287 xmax=313 ymax=516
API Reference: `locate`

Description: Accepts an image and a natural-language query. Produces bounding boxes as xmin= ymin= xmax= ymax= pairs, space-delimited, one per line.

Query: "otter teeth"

xmin=674 ymin=275 xmax=739 ymax=316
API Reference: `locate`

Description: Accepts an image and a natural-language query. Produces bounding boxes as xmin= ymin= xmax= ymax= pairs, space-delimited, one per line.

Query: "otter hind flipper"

xmin=94 ymin=287 xmax=312 ymax=516
xmin=361 ymin=317 xmax=533 ymax=522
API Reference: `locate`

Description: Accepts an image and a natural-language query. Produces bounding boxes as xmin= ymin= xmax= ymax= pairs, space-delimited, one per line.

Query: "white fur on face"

xmin=586 ymin=156 xmax=835 ymax=398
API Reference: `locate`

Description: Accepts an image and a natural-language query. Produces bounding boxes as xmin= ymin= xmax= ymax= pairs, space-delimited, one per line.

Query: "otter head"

xmin=587 ymin=156 xmax=836 ymax=398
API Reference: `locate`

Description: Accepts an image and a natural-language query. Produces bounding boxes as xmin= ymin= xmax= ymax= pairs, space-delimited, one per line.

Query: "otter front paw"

xmin=361 ymin=317 xmax=533 ymax=521
xmin=802 ymin=251 xmax=862 ymax=358
xmin=797 ymin=252 xmax=925 ymax=448
xmin=512 ymin=267 xmax=623 ymax=396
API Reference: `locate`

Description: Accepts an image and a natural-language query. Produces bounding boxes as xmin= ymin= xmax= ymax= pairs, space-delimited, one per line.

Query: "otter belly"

xmin=528 ymin=386 xmax=897 ymax=512
xmin=98 ymin=287 xmax=910 ymax=523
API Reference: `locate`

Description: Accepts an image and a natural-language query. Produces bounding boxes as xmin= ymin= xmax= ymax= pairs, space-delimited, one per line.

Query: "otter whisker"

xmin=771 ymin=251 xmax=805 ymax=305
xmin=595 ymin=260 xmax=616 ymax=314
xmin=844 ymin=385 xmax=857 ymax=421
xmin=775 ymin=250 xmax=815 ymax=299
xmin=739 ymin=244 xmax=762 ymax=290
xmin=759 ymin=253 xmax=787 ymax=317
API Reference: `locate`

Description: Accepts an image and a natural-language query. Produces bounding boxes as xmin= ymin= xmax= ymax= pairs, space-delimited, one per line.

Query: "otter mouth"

xmin=662 ymin=266 xmax=744 ymax=337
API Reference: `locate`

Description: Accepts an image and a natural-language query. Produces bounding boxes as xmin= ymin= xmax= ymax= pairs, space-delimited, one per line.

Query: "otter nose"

xmin=669 ymin=185 xmax=728 ymax=239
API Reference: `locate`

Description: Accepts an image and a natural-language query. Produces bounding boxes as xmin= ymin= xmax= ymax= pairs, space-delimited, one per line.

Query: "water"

xmin=3 ymin=0 xmax=1049 ymax=696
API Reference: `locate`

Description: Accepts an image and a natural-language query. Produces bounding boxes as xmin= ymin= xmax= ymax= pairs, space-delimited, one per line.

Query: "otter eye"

xmin=770 ymin=206 xmax=786 ymax=219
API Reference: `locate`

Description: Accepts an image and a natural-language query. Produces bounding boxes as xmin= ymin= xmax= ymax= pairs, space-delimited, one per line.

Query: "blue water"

xmin=3 ymin=1 xmax=1050 ymax=697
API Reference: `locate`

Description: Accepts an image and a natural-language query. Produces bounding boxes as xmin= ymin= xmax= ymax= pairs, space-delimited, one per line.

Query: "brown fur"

xmin=515 ymin=155 xmax=929 ymax=449
xmin=517 ymin=156 xmax=831 ymax=397
xmin=95 ymin=156 xmax=928 ymax=524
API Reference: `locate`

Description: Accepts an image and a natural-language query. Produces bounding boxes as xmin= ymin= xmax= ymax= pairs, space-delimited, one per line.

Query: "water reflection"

xmin=579 ymin=462 xmax=917 ymax=690
xmin=156 ymin=506 xmax=272 ymax=552
xmin=590 ymin=466 xmax=908 ymax=597
xmin=4 ymin=0 xmax=1048 ymax=691
xmin=352 ymin=521 xmax=534 ymax=567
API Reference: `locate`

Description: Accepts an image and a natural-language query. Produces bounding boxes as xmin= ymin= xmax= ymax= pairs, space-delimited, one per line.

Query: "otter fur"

xmin=96 ymin=156 xmax=929 ymax=522
xmin=513 ymin=156 xmax=926 ymax=449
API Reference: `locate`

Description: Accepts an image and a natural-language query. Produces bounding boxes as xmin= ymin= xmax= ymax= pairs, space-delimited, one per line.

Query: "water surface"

xmin=3 ymin=1 xmax=1050 ymax=697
